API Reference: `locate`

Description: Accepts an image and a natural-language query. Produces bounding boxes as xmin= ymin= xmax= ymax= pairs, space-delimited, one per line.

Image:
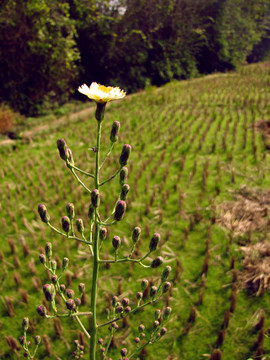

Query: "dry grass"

xmin=239 ymin=241 xmax=270 ymax=296
xmin=217 ymin=187 xmax=270 ymax=295
xmin=217 ymin=186 xmax=270 ymax=237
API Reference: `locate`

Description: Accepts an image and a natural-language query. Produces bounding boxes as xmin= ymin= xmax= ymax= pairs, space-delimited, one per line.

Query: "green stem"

xmin=99 ymin=142 xmax=114 ymax=170
xmin=70 ymin=168 xmax=92 ymax=193
xmin=97 ymin=295 xmax=163 ymax=329
xmin=67 ymin=162 xmax=94 ymax=178
xmin=129 ymin=340 xmax=150 ymax=359
xmin=47 ymin=223 xmax=92 ymax=245
xmin=90 ymin=120 xmax=102 ymax=360
xmin=99 ymin=167 xmax=122 ymax=186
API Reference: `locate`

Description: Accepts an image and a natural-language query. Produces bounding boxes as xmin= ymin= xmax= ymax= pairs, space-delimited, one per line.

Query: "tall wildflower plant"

xmin=20 ymin=83 xmax=172 ymax=360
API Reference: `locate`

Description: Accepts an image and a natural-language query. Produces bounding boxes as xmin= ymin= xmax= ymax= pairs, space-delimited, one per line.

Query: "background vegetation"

xmin=0 ymin=61 xmax=270 ymax=359
xmin=0 ymin=0 xmax=269 ymax=116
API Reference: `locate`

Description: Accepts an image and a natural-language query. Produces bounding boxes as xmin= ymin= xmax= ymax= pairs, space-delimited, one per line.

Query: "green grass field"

xmin=1 ymin=62 xmax=270 ymax=360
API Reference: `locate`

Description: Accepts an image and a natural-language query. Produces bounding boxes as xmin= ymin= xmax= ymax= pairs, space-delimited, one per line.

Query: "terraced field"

xmin=1 ymin=62 xmax=270 ymax=360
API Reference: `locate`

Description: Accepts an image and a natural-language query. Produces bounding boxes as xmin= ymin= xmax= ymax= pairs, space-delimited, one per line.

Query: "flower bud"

xmin=66 ymin=203 xmax=75 ymax=220
xmin=141 ymin=279 xmax=148 ymax=291
xmin=60 ymin=284 xmax=66 ymax=293
xmin=61 ymin=216 xmax=70 ymax=233
xmin=88 ymin=204 xmax=95 ymax=220
xmin=57 ymin=139 xmax=69 ymax=161
xmin=121 ymin=348 xmax=128 ymax=357
xmin=23 ymin=351 xmax=28 ymax=358
xmin=151 ymin=256 xmax=163 ymax=268
xmin=43 ymin=284 xmax=55 ymax=302
xmin=120 ymin=184 xmax=130 ymax=201
xmin=125 ymin=306 xmax=131 ymax=313
xmin=132 ymin=227 xmax=141 ymax=244
xmin=150 ymin=286 xmax=157 ymax=298
xmin=98 ymin=338 xmax=103 ymax=345
xmin=161 ymin=266 xmax=172 ymax=282
xmin=66 ymin=289 xmax=75 ymax=299
xmin=155 ymin=309 xmax=161 ymax=320
xmin=153 ymin=320 xmax=159 ymax=329
xmin=39 ymin=254 xmax=46 ymax=265
xmin=116 ymin=305 xmax=124 ymax=314
xmin=163 ymin=306 xmax=172 ymax=321
xmin=160 ymin=327 xmax=167 ymax=336
xmin=162 ymin=281 xmax=171 ymax=294
xmin=51 ymin=274 xmax=58 ymax=284
xmin=22 ymin=317 xmax=29 ymax=331
xmin=66 ymin=298 xmax=76 ymax=311
xmin=138 ymin=324 xmax=145 ymax=333
xmin=76 ymin=219 xmax=84 ymax=234
xmin=91 ymin=189 xmax=100 ymax=208
xmin=110 ymin=121 xmax=120 ymax=142
xmin=19 ymin=336 xmax=25 ymax=346
xmin=114 ymin=200 xmax=126 ymax=221
xmin=34 ymin=335 xmax=41 ymax=345
xmin=119 ymin=144 xmax=131 ymax=166
xmin=112 ymin=296 xmax=118 ymax=307
xmin=119 ymin=167 xmax=128 ymax=185
xmin=136 ymin=291 xmax=143 ymax=300
xmin=62 ymin=257 xmax=69 ymax=270
xmin=121 ymin=298 xmax=129 ymax=307
xmin=134 ymin=337 xmax=140 ymax=344
xmin=50 ymin=260 xmax=57 ymax=271
xmin=149 ymin=233 xmax=160 ymax=252
xmin=79 ymin=283 xmax=85 ymax=293
xmin=112 ymin=235 xmax=121 ymax=250
xmin=75 ymin=298 xmax=81 ymax=307
xmin=38 ymin=204 xmax=50 ymax=223
xmin=45 ymin=242 xmax=52 ymax=259
xmin=99 ymin=227 xmax=107 ymax=241
xmin=37 ymin=305 xmax=46 ymax=317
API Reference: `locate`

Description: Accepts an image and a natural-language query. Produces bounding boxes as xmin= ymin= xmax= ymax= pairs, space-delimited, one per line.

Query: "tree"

xmin=0 ymin=0 xmax=79 ymax=115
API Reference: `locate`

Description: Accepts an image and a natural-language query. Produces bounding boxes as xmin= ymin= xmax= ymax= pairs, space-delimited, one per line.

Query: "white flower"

xmin=78 ymin=82 xmax=126 ymax=103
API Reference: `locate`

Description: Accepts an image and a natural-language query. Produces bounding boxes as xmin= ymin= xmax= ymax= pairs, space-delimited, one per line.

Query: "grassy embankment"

xmin=0 ymin=62 xmax=270 ymax=359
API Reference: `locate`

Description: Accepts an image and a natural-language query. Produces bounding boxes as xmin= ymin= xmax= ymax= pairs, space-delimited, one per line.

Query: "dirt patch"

xmin=256 ymin=119 xmax=270 ymax=150
xmin=239 ymin=241 xmax=270 ymax=295
xmin=217 ymin=186 xmax=270 ymax=237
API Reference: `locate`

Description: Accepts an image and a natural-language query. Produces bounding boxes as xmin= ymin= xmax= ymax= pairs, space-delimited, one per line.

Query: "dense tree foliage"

xmin=0 ymin=0 xmax=79 ymax=114
xmin=0 ymin=0 xmax=269 ymax=115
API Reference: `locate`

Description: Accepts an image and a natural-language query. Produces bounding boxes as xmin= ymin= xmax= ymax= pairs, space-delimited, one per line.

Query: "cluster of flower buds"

xmin=120 ymin=347 xmax=130 ymax=360
xmin=72 ymin=339 xmax=84 ymax=359
xmin=19 ymin=318 xmax=41 ymax=359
